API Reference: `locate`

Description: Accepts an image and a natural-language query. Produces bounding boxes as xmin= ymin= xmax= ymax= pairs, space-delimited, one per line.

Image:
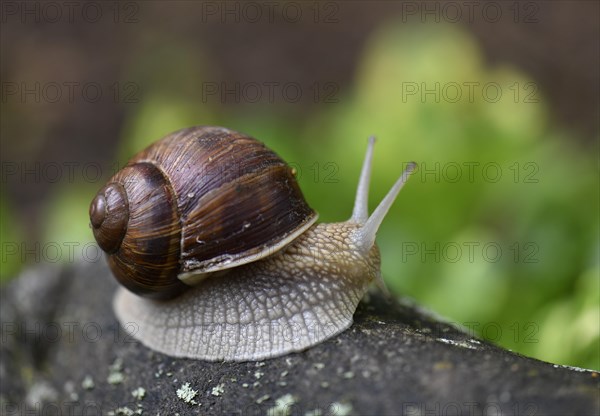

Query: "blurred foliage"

xmin=1 ymin=196 xmax=23 ymax=278
xmin=2 ymin=22 xmax=598 ymax=371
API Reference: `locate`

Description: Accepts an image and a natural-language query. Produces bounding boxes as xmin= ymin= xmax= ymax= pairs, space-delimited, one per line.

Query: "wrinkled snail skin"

xmin=91 ymin=126 xmax=416 ymax=361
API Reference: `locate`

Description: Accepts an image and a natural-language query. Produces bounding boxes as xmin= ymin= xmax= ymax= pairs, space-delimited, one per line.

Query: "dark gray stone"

xmin=1 ymin=261 xmax=598 ymax=415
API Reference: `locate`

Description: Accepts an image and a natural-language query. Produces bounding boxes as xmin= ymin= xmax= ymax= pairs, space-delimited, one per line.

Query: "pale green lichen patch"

xmin=109 ymin=358 xmax=123 ymax=371
xmin=256 ymin=394 xmax=270 ymax=404
xmin=266 ymin=394 xmax=297 ymax=416
xmin=131 ymin=387 xmax=146 ymax=400
xmin=107 ymin=358 xmax=125 ymax=385
xmin=304 ymin=409 xmax=323 ymax=416
xmin=278 ymin=370 xmax=289 ymax=386
xmin=107 ymin=372 xmax=124 ymax=385
xmin=81 ymin=375 xmax=95 ymax=390
xmin=25 ymin=381 xmax=57 ymax=407
xmin=210 ymin=383 xmax=225 ymax=397
xmin=553 ymin=364 xmax=599 ymax=373
xmin=330 ymin=402 xmax=353 ymax=416
xmin=64 ymin=380 xmax=78 ymax=401
xmin=176 ymin=382 xmax=198 ymax=405
xmin=107 ymin=406 xmax=142 ymax=415
xmin=437 ymin=338 xmax=479 ymax=350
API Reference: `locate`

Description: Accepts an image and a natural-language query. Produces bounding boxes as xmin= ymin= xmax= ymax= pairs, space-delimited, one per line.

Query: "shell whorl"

xmin=90 ymin=183 xmax=129 ymax=253
xmin=103 ymin=163 xmax=186 ymax=299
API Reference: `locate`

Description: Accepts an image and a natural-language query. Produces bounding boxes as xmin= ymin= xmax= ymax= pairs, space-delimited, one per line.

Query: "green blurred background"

xmin=1 ymin=2 xmax=598 ymax=370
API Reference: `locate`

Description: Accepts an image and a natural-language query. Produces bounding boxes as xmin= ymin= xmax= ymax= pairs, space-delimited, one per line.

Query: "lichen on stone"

xmin=131 ymin=387 xmax=146 ymax=400
xmin=107 ymin=358 xmax=125 ymax=385
xmin=210 ymin=383 xmax=225 ymax=397
xmin=176 ymin=382 xmax=198 ymax=405
xmin=266 ymin=393 xmax=297 ymax=416
xmin=81 ymin=375 xmax=95 ymax=390
xmin=330 ymin=402 xmax=353 ymax=416
xmin=256 ymin=394 xmax=270 ymax=404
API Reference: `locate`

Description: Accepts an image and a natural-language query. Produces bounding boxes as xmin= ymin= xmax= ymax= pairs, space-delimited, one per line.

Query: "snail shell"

xmin=90 ymin=126 xmax=317 ymax=299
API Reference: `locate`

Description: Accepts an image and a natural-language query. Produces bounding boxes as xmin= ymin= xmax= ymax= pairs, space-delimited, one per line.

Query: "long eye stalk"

xmin=351 ymin=136 xmax=376 ymax=223
xmin=350 ymin=137 xmax=417 ymax=253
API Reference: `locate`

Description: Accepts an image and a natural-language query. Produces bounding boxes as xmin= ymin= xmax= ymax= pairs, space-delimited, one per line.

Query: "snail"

xmin=90 ymin=126 xmax=415 ymax=361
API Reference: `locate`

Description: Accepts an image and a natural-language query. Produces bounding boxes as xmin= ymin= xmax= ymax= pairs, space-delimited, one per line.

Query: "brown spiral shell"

xmin=90 ymin=126 xmax=317 ymax=300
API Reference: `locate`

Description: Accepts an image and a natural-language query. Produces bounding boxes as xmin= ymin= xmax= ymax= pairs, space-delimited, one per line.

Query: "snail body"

xmin=91 ymin=126 xmax=415 ymax=361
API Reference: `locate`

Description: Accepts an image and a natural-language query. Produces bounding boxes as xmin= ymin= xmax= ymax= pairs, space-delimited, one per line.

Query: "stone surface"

xmin=1 ymin=261 xmax=598 ymax=415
